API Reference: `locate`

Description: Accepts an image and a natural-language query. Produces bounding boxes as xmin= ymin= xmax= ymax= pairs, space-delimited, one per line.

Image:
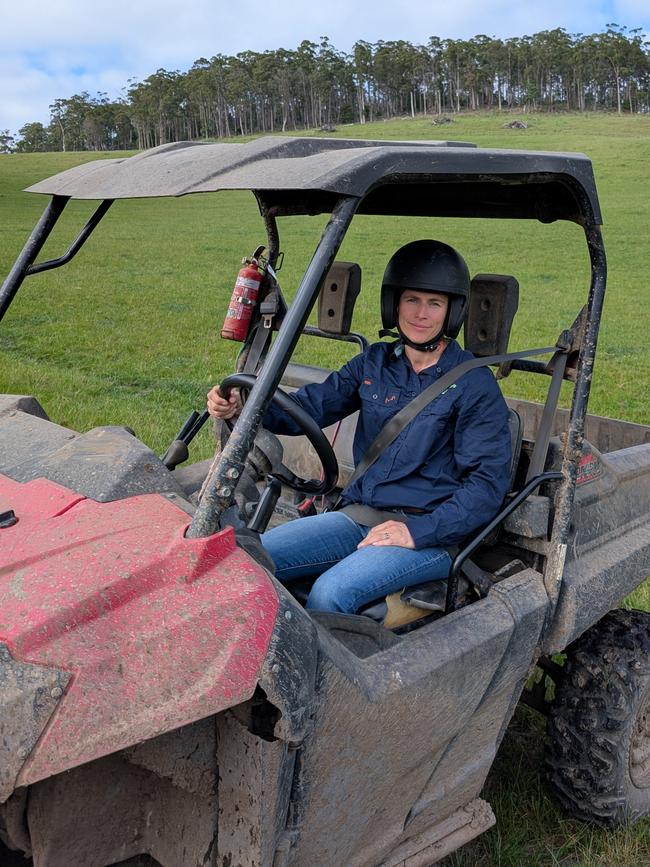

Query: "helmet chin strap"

xmin=397 ymin=325 xmax=445 ymax=352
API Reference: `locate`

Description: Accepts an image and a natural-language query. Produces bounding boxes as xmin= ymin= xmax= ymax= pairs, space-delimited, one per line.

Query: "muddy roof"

xmin=26 ymin=136 xmax=602 ymax=225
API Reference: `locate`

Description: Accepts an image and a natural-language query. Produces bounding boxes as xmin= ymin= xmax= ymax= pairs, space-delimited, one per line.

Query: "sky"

xmin=1 ymin=0 xmax=648 ymax=137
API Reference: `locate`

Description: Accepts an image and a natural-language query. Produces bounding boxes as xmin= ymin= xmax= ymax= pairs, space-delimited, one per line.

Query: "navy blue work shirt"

xmin=263 ymin=339 xmax=512 ymax=550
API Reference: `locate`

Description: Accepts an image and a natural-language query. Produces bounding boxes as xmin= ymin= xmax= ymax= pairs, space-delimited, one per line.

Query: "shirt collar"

xmin=392 ymin=339 xmax=465 ymax=373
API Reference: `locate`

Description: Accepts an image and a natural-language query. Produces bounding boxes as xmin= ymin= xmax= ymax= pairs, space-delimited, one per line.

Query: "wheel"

xmin=545 ymin=608 xmax=650 ymax=827
xmin=220 ymin=373 xmax=339 ymax=495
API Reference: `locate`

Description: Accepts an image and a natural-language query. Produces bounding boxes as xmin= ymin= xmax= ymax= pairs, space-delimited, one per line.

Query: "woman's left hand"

xmin=357 ymin=520 xmax=415 ymax=549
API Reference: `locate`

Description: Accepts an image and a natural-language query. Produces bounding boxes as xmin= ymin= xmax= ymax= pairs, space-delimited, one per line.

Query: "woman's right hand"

xmin=207 ymin=385 xmax=242 ymax=420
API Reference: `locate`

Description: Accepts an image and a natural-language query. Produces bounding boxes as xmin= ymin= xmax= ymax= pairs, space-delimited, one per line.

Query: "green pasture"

xmin=0 ymin=112 xmax=648 ymax=454
xmin=1 ymin=111 xmax=649 ymax=866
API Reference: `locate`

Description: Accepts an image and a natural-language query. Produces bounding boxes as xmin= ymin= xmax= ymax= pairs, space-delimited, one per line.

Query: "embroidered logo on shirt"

xmin=363 ymin=378 xmax=372 ymax=385
xmin=384 ymin=394 xmax=397 ymax=404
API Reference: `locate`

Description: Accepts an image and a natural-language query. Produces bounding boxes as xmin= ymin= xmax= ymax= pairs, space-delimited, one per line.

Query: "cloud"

xmin=0 ymin=51 xmax=132 ymax=133
xmin=1 ymin=0 xmax=647 ymax=136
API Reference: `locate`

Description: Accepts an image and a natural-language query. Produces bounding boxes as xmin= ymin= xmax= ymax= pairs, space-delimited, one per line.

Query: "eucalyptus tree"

xmin=598 ymin=25 xmax=634 ymax=112
xmin=271 ymin=48 xmax=298 ymax=132
xmin=439 ymin=38 xmax=465 ymax=112
xmin=186 ymin=59 xmax=216 ymax=138
xmin=293 ymin=40 xmax=319 ymax=128
xmin=16 ymin=122 xmax=56 ymax=154
xmin=352 ymin=40 xmax=374 ymax=123
xmin=49 ymin=94 xmax=92 ymax=151
xmin=313 ymin=37 xmax=353 ymax=126
xmin=207 ymin=55 xmax=235 ymax=138
xmin=0 ymin=130 xmax=15 ymax=153
xmin=598 ymin=24 xmax=648 ymax=112
xmin=372 ymin=40 xmax=426 ymax=117
xmin=128 ymin=70 xmax=189 ymax=148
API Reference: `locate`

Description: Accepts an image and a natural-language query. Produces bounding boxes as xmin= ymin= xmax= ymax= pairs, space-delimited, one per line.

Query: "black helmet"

xmin=380 ymin=240 xmax=470 ymax=346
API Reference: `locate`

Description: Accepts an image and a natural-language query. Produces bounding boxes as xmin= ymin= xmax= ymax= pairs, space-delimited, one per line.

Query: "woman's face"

xmin=397 ymin=290 xmax=449 ymax=345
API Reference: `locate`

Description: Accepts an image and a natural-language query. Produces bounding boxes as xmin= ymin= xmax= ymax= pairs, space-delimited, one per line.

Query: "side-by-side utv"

xmin=1 ymin=137 xmax=649 ymax=866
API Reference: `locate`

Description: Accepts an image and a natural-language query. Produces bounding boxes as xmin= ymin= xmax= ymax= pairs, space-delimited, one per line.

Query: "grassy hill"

xmin=1 ymin=112 xmax=648 ymax=447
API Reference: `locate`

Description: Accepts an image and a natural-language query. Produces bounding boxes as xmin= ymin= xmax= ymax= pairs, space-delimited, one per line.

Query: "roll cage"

xmin=0 ymin=137 xmax=607 ymax=612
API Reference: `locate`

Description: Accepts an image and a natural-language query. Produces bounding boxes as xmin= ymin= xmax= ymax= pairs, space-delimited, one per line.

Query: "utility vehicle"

xmin=1 ymin=137 xmax=649 ymax=866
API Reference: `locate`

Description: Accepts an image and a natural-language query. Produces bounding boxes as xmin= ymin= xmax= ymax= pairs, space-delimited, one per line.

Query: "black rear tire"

xmin=546 ymin=608 xmax=650 ymax=827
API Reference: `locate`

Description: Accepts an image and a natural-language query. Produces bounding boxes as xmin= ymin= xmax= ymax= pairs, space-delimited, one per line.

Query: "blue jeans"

xmin=261 ymin=511 xmax=451 ymax=614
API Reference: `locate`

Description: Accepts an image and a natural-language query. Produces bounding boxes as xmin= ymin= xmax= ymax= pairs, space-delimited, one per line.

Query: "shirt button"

xmin=436 ymin=367 xmax=442 ymax=373
xmin=372 ymin=394 xmax=378 ymax=399
xmin=407 ymin=391 xmax=415 ymax=397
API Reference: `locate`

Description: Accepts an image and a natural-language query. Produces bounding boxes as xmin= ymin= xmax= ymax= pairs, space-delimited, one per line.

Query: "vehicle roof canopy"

xmin=26 ymin=136 xmax=602 ymax=226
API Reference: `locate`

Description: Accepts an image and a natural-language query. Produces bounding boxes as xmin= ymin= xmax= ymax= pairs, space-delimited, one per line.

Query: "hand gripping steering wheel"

xmin=219 ymin=373 xmax=339 ymax=496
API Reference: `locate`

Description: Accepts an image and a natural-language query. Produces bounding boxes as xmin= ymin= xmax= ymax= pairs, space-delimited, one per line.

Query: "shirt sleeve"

xmin=404 ymin=371 xmax=513 ymax=550
xmin=261 ymin=352 xmax=365 ymax=435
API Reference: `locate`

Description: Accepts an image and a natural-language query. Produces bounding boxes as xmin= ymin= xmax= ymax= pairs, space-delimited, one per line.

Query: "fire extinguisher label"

xmin=235 ymin=276 xmax=260 ymax=291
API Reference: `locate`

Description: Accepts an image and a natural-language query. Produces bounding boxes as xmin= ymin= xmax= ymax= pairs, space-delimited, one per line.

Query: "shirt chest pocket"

xmin=420 ymin=391 xmax=456 ymax=418
xmin=399 ymin=389 xmax=460 ymax=457
xmin=359 ymin=381 xmax=403 ymax=419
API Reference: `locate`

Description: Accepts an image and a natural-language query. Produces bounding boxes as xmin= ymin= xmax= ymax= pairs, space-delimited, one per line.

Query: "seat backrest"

xmin=464 ymin=274 xmax=519 ymax=357
xmin=317 ymin=261 xmax=362 ymax=334
xmin=464 ymin=274 xmax=522 ymax=488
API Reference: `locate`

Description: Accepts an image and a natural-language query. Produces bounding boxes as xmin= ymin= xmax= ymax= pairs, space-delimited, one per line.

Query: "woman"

xmin=207 ymin=240 xmax=512 ymax=614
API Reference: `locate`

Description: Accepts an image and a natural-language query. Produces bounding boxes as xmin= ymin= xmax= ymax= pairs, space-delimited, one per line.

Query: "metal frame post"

xmin=544 ymin=224 xmax=607 ymax=604
xmin=187 ymin=195 xmax=359 ymax=538
xmin=0 ymin=196 xmax=69 ymax=322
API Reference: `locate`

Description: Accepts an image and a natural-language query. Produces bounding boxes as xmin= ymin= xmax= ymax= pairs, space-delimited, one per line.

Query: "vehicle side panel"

xmin=543 ymin=442 xmax=650 ymax=653
xmin=285 ymin=569 xmax=549 ymax=866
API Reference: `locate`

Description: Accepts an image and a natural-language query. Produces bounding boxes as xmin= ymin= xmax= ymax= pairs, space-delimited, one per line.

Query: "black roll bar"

xmin=28 ymin=200 xmax=114 ymax=274
xmin=186 ymin=195 xmax=360 ymax=538
xmin=302 ymin=326 xmax=369 ymax=353
xmin=0 ymin=196 xmax=69 ymax=321
xmin=543 ymin=225 xmax=607 ymax=605
xmin=445 ymin=471 xmax=564 ymax=613
xmin=0 ymin=197 xmax=113 ymax=323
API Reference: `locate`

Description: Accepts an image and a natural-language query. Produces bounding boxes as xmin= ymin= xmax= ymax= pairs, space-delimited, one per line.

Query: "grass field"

xmin=1 ymin=112 xmax=649 ymax=447
xmin=1 ymin=111 xmax=649 ymax=865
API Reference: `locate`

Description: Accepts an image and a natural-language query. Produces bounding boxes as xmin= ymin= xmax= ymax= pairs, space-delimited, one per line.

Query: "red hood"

xmin=0 ymin=473 xmax=279 ymax=787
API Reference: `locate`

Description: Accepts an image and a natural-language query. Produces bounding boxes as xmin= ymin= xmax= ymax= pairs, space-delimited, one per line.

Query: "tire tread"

xmin=545 ymin=608 xmax=650 ymax=827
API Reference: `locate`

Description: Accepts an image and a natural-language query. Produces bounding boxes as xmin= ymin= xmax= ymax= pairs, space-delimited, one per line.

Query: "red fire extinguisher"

xmin=221 ymin=247 xmax=266 ymax=341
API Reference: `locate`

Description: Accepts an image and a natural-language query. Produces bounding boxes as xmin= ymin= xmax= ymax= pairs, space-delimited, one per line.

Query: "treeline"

xmin=3 ymin=25 xmax=649 ymax=153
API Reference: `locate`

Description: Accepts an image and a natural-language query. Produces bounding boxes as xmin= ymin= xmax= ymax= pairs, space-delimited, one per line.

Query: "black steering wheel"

xmin=220 ymin=373 xmax=339 ymax=496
